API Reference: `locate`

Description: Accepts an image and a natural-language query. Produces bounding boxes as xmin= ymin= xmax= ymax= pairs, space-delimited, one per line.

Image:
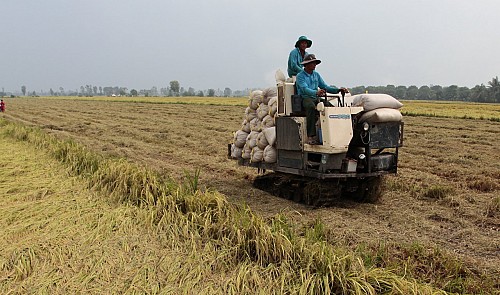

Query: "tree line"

xmin=3 ymin=77 xmax=499 ymax=103
xmin=350 ymin=76 xmax=499 ymax=103
xmin=7 ymin=81 xmax=245 ymax=98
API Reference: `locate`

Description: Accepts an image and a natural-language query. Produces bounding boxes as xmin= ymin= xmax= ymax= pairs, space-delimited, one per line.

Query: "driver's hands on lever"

xmin=316 ymin=88 xmax=326 ymax=97
xmin=339 ymin=87 xmax=349 ymax=95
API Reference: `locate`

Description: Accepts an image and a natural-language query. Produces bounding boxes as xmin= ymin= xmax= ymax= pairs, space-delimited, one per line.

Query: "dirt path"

xmin=2 ymin=98 xmax=499 ymax=275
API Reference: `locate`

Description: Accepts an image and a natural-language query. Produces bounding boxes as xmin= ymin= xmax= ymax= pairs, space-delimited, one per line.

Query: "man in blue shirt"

xmin=296 ymin=54 xmax=349 ymax=145
xmin=287 ymin=36 xmax=312 ymax=78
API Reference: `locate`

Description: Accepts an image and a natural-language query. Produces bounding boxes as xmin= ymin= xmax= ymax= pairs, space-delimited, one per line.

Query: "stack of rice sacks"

xmin=230 ymin=87 xmax=278 ymax=163
xmin=351 ymin=93 xmax=404 ymax=123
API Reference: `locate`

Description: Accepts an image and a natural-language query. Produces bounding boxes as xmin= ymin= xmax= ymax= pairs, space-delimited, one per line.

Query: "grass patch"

xmin=466 ymin=177 xmax=499 ymax=192
xmin=485 ymin=196 xmax=500 ymax=218
xmin=421 ymin=185 xmax=454 ymax=200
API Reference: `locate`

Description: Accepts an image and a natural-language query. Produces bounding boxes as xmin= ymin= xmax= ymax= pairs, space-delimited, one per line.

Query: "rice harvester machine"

xmin=229 ymin=80 xmax=404 ymax=206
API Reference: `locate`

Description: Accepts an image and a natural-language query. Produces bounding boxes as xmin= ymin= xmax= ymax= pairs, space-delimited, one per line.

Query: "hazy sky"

xmin=1 ymin=0 xmax=499 ymax=93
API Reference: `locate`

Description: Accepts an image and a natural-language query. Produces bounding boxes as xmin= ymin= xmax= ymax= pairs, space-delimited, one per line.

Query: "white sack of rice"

xmin=275 ymin=69 xmax=286 ymax=84
xmin=268 ymin=96 xmax=278 ymax=116
xmin=263 ymin=145 xmax=277 ymax=163
xmin=256 ymin=131 xmax=269 ymax=149
xmin=241 ymin=143 xmax=252 ymax=159
xmin=248 ymin=90 xmax=263 ymax=110
xmin=245 ymin=107 xmax=257 ymax=121
xmin=241 ymin=119 xmax=251 ymax=133
xmin=261 ymin=115 xmax=275 ymax=129
xmin=246 ymin=131 xmax=259 ymax=148
xmin=262 ymin=87 xmax=278 ymax=105
xmin=230 ymin=143 xmax=243 ymax=159
xmin=351 ymin=94 xmax=403 ymax=111
xmin=250 ymin=146 xmax=264 ymax=163
xmin=249 ymin=117 xmax=262 ymax=132
xmin=263 ymin=126 xmax=276 ymax=146
xmin=257 ymin=103 xmax=270 ymax=120
xmin=359 ymin=108 xmax=403 ymax=123
xmin=233 ymin=130 xmax=249 ymax=148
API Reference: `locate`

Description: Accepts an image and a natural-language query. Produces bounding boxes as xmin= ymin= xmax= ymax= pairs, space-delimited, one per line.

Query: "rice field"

xmin=400 ymin=100 xmax=500 ymax=121
xmin=36 ymin=95 xmax=500 ymax=120
xmin=1 ymin=96 xmax=499 ymax=294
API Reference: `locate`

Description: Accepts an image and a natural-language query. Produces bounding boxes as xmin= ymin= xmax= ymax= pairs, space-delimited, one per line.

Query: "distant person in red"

xmin=0 ymin=99 xmax=5 ymax=112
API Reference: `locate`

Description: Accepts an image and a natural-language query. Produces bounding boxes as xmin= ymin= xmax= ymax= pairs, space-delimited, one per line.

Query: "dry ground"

xmin=2 ymin=97 xmax=499 ymax=277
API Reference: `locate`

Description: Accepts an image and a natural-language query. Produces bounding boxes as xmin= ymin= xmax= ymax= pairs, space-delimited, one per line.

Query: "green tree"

xmin=457 ymin=87 xmax=471 ymax=101
xmin=21 ymin=85 xmax=26 ymax=96
xmin=207 ymin=89 xmax=215 ymax=97
xmin=471 ymin=84 xmax=487 ymax=103
xmin=487 ymin=76 xmax=500 ymax=103
xmin=350 ymin=86 xmax=365 ymax=95
xmin=488 ymin=76 xmax=499 ymax=89
xmin=430 ymin=85 xmax=443 ymax=100
xmin=169 ymin=81 xmax=180 ymax=96
xmin=443 ymin=85 xmax=458 ymax=101
xmin=197 ymin=90 xmax=204 ymax=97
xmin=385 ymin=85 xmax=396 ymax=97
xmin=395 ymin=86 xmax=406 ymax=99
xmin=417 ymin=86 xmax=431 ymax=100
xmin=130 ymin=89 xmax=138 ymax=96
xmin=406 ymin=85 xmax=418 ymax=100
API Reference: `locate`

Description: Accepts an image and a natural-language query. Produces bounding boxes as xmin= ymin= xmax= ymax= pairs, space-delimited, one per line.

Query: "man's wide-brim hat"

xmin=295 ymin=36 xmax=312 ymax=48
xmin=301 ymin=54 xmax=321 ymax=65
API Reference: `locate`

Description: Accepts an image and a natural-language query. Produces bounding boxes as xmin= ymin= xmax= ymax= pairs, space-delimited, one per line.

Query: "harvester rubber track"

xmin=253 ymin=173 xmax=343 ymax=207
xmin=253 ymin=173 xmax=383 ymax=207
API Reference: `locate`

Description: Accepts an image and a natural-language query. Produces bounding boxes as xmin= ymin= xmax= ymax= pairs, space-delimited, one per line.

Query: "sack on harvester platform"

xmin=249 ymin=90 xmax=263 ymax=110
xmin=242 ymin=143 xmax=251 ymax=159
xmin=233 ymin=130 xmax=249 ymax=148
xmin=245 ymin=107 xmax=257 ymax=121
xmin=251 ymin=146 xmax=264 ymax=163
xmin=246 ymin=131 xmax=259 ymax=149
xmin=241 ymin=119 xmax=251 ymax=133
xmin=257 ymin=103 xmax=270 ymax=120
xmin=352 ymin=94 xmax=403 ymax=111
xmin=263 ymin=145 xmax=277 ymax=163
xmin=262 ymin=126 xmax=276 ymax=146
xmin=249 ymin=117 xmax=262 ymax=132
xmin=262 ymin=87 xmax=278 ymax=105
xmin=230 ymin=144 xmax=243 ymax=158
xmin=268 ymin=97 xmax=278 ymax=117
xmin=256 ymin=132 xmax=269 ymax=149
xmin=359 ymin=108 xmax=403 ymax=123
xmin=261 ymin=115 xmax=275 ymax=129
